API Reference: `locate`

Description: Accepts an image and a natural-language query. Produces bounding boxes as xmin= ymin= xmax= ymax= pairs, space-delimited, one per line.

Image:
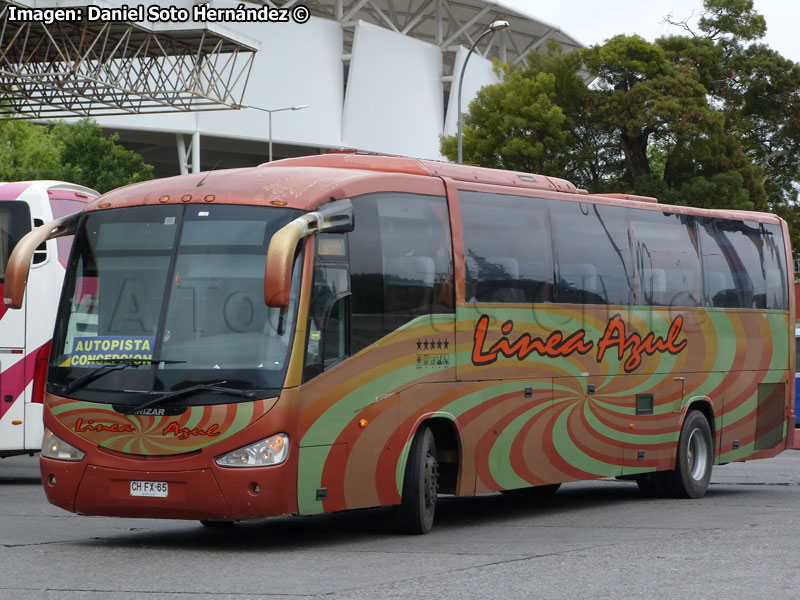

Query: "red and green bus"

xmin=5 ymin=154 xmax=794 ymax=533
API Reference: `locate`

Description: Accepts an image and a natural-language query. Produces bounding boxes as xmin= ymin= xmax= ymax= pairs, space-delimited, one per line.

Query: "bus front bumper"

xmin=40 ymin=455 xmax=298 ymax=521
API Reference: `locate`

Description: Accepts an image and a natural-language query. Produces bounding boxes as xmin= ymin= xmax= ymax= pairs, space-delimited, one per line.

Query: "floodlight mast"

xmin=456 ymin=20 xmax=510 ymax=165
xmin=237 ymin=104 xmax=310 ymax=162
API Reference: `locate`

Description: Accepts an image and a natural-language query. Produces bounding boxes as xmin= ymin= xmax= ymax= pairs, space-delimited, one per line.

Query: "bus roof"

xmin=87 ymin=154 xmax=783 ymax=225
xmin=0 ymin=180 xmax=99 ymax=202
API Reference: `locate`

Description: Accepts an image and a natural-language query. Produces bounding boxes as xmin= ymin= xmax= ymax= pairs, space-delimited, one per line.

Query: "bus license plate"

xmin=130 ymin=480 xmax=168 ymax=498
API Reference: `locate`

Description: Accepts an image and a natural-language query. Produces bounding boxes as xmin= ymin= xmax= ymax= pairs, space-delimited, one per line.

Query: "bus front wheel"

xmin=661 ymin=410 xmax=713 ymax=499
xmin=398 ymin=425 xmax=439 ymax=534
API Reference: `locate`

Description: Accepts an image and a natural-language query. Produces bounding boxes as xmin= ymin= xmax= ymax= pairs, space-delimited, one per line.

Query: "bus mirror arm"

xmin=265 ymin=200 xmax=353 ymax=308
xmin=4 ymin=211 xmax=82 ymax=310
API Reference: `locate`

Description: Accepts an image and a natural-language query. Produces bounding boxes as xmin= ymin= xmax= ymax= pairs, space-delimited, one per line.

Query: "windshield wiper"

xmin=64 ymin=359 xmax=186 ymax=394
xmin=121 ymin=381 xmax=256 ymax=415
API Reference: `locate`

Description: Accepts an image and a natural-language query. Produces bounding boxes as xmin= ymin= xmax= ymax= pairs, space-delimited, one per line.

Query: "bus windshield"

xmin=48 ymin=204 xmax=302 ymax=405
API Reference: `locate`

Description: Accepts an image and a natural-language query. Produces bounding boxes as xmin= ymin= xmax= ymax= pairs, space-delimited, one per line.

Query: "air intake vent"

xmin=754 ymin=383 xmax=785 ymax=450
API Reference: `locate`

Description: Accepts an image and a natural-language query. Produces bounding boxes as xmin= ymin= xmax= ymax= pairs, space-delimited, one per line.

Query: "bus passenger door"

xmin=0 ymin=200 xmax=33 ymax=454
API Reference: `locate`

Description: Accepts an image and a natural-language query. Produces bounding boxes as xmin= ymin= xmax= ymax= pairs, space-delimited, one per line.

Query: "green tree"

xmin=0 ymin=120 xmax=63 ymax=181
xmin=525 ymin=44 xmax=626 ymax=192
xmin=0 ymin=118 xmax=153 ymax=193
xmin=580 ymin=34 xmax=759 ymax=208
xmin=50 ymin=119 xmax=153 ymax=192
xmin=664 ymin=0 xmax=799 ymax=249
xmin=441 ymin=0 xmax=799 ymax=256
xmin=441 ymin=65 xmax=568 ymax=174
xmin=696 ymin=0 xmax=766 ymax=39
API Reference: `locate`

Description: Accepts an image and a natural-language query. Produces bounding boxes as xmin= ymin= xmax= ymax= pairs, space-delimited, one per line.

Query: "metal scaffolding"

xmin=0 ymin=0 xmax=258 ymax=119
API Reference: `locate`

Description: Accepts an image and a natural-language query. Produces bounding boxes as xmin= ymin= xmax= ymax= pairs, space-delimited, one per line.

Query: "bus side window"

xmin=0 ymin=201 xmax=33 ymax=280
xmin=383 ymin=256 xmax=435 ymax=314
xmin=698 ymin=218 xmax=780 ymax=309
xmin=762 ymin=224 xmax=788 ymax=310
xmin=50 ymin=197 xmax=88 ymax=269
xmin=460 ymin=191 xmax=552 ymax=304
xmin=33 ymin=218 xmax=47 ymax=264
xmin=630 ymin=211 xmax=701 ymax=307
xmin=550 ymin=200 xmax=633 ymax=306
xmin=304 ymin=236 xmax=351 ymax=381
xmin=699 ymin=219 xmax=739 ymax=308
xmin=348 ymin=193 xmax=454 ymax=353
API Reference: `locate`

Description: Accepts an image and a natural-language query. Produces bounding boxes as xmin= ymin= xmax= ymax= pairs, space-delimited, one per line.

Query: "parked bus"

xmin=4 ymin=155 xmax=794 ymax=532
xmin=795 ymin=323 xmax=799 ymax=427
xmin=795 ymin=281 xmax=800 ymax=428
xmin=0 ymin=181 xmax=97 ymax=457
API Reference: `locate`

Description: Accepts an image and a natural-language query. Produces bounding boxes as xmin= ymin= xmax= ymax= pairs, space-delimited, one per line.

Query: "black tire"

xmin=660 ymin=410 xmax=713 ymax=499
xmin=398 ymin=425 xmax=438 ymax=534
xmin=635 ymin=472 xmax=666 ymax=497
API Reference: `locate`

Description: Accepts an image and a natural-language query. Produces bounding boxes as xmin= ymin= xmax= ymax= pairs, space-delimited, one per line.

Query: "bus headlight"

xmin=41 ymin=428 xmax=85 ymax=461
xmin=215 ymin=434 xmax=289 ymax=468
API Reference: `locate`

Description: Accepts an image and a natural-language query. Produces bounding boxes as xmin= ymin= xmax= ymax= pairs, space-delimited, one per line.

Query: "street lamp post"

xmin=457 ymin=20 xmax=509 ymax=164
xmin=238 ymin=104 xmax=310 ymax=162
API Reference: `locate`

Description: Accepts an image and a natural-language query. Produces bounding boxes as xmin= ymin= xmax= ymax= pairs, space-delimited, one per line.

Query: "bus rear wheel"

xmin=398 ymin=425 xmax=438 ymax=534
xmin=661 ymin=410 xmax=713 ymax=499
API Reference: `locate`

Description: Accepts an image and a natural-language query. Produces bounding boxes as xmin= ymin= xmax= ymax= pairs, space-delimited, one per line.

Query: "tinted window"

xmin=761 ymin=223 xmax=788 ymax=310
xmin=550 ymin=201 xmax=634 ymax=305
xmin=304 ymin=259 xmax=350 ymax=380
xmin=51 ymin=198 xmax=87 ymax=266
xmin=349 ymin=193 xmax=453 ymax=352
xmin=631 ymin=211 xmax=702 ymax=307
xmin=0 ymin=201 xmax=32 ymax=281
xmin=180 ymin=220 xmax=267 ymax=246
xmin=33 ymin=217 xmax=47 ymax=265
xmin=97 ymin=221 xmax=177 ymax=251
xmin=460 ymin=191 xmax=552 ymax=303
xmin=50 ymin=205 xmax=302 ymax=399
xmin=699 ymin=219 xmax=786 ymax=309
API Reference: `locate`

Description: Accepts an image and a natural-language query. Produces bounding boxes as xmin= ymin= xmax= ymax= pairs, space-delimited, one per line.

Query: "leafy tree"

xmin=0 ymin=120 xmax=63 ymax=181
xmin=696 ymin=0 xmax=766 ymax=40
xmin=0 ymin=118 xmax=153 ymax=193
xmin=582 ymin=34 xmax=722 ymax=188
xmin=526 ymin=44 xmax=626 ymax=192
xmin=50 ymin=119 xmax=153 ymax=192
xmin=440 ymin=65 xmax=568 ymax=174
xmin=441 ymin=0 xmax=799 ymax=257
xmin=441 ymin=44 xmax=625 ymax=191
xmin=664 ymin=0 xmax=799 ymax=248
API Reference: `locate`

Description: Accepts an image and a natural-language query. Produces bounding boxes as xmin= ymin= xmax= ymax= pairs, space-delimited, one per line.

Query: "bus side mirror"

xmin=265 ymin=200 xmax=353 ymax=308
xmin=4 ymin=212 xmax=82 ymax=309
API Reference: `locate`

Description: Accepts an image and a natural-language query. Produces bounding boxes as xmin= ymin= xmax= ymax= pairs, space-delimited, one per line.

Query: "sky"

xmin=500 ymin=0 xmax=800 ymax=63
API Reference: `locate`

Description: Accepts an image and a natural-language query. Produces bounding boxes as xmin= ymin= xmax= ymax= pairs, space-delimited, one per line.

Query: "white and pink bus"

xmin=0 ymin=181 xmax=97 ymax=457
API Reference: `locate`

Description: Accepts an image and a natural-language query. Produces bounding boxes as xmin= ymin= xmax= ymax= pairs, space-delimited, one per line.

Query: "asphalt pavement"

xmin=2 ymin=448 xmax=800 ymax=599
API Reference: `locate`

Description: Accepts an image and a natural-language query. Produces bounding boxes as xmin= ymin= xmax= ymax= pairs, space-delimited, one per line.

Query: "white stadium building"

xmin=3 ymin=0 xmax=584 ymax=176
